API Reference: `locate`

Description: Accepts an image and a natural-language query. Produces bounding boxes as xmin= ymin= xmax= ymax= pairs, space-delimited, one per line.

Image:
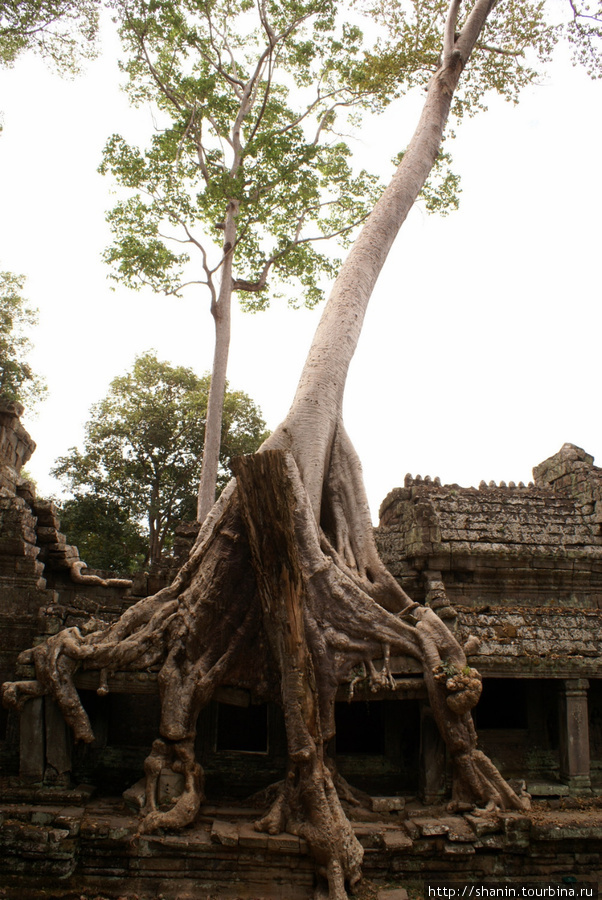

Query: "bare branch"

xmin=569 ymin=0 xmax=602 ymax=24
xmin=181 ymin=223 xmax=219 ymax=310
xmin=245 ymin=49 xmax=274 ymax=144
xmin=265 ymin=83 xmax=373 ymax=143
xmin=229 ymin=29 xmax=278 ymax=161
xmin=240 ymin=4 xmax=323 ymax=148
xmin=203 ymin=8 xmax=245 ymax=96
xmin=195 ymin=121 xmax=211 ymax=184
xmin=475 ymin=42 xmax=523 ymax=57
xmin=175 ymin=105 xmax=200 ymax=165
xmin=258 ymin=0 xmax=277 ymax=48
xmin=128 ymin=274 xmax=208 ymax=297
xmin=206 ymin=112 xmax=234 ymax=150
xmin=443 ymin=0 xmax=463 ymax=65
xmin=222 ymin=32 xmax=245 ymax=95
xmin=156 ymin=231 xmax=196 ymax=244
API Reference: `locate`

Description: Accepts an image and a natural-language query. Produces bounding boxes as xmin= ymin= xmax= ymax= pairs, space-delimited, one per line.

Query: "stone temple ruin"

xmin=1 ymin=395 xmax=602 ymax=898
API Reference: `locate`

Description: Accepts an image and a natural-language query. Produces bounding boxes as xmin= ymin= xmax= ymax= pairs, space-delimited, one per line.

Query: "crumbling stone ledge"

xmin=0 ymin=792 xmax=600 ymax=899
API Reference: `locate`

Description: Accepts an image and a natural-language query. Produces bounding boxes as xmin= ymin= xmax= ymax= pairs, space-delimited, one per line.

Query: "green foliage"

xmin=52 ymin=351 xmax=268 ymax=569
xmin=564 ymin=0 xmax=602 ymax=78
xmin=0 ymin=0 xmax=99 ymax=70
xmin=57 ymin=495 xmax=147 ymax=573
xmin=100 ymin=0 xmax=395 ymax=310
xmin=100 ymin=0 xmax=577 ymax=307
xmin=362 ymin=0 xmax=557 ymax=117
xmin=359 ymin=0 xmax=560 ymax=199
xmin=440 ymin=659 xmax=458 ymax=677
xmin=19 ymin=468 xmax=37 ymax=488
xmin=0 ymin=270 xmax=47 ymax=409
xmin=420 ymin=152 xmax=462 ymax=215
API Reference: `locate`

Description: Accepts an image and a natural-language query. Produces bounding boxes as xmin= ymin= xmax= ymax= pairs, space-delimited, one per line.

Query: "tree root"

xmin=1 ymin=678 xmax=46 ymax=711
xmin=2 ymin=444 xmax=529 ymax=899
xmin=327 ymin=759 xmax=373 ymax=811
xmin=69 ymin=559 xmax=133 ymax=589
xmin=235 ymin=452 xmax=364 ymax=899
xmin=138 ymin=737 xmax=205 ymax=833
xmin=254 ymin=763 xmax=363 ymax=900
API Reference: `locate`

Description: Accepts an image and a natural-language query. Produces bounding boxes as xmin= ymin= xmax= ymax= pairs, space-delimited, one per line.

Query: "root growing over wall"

xmin=2 ymin=432 xmax=528 ymax=900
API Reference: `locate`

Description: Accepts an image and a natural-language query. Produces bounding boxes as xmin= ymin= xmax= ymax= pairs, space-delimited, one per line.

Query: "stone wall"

xmin=0 ymin=399 xmax=55 ymax=765
xmin=377 ymin=452 xmax=602 ymax=610
xmin=0 ymin=398 xmax=146 ymax=777
xmin=0 ymin=793 xmax=600 ymax=900
xmin=375 ymin=444 xmax=602 ymax=795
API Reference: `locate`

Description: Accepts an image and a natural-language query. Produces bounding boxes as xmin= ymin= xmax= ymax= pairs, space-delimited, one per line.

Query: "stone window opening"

xmin=214 ymin=700 xmax=269 ymax=754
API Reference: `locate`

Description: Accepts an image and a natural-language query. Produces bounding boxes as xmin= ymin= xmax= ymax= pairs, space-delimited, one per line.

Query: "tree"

xmin=52 ymin=351 xmax=268 ymax=569
xmin=57 ymin=495 xmax=148 ymax=574
xmin=4 ymin=2 xmax=601 ymax=898
xmin=102 ymin=0 xmax=586 ymax=522
xmin=0 ymin=269 xmax=46 ymax=409
xmin=0 ymin=0 xmax=99 ymax=70
xmin=100 ymin=0 xmax=427 ymax=522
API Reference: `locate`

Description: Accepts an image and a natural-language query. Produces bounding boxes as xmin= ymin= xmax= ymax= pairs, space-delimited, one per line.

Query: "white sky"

xmin=0 ymin=23 xmax=600 ymax=522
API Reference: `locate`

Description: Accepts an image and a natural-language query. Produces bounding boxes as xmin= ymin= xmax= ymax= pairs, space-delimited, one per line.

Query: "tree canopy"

xmin=100 ymin=0 xmax=393 ymax=520
xmin=0 ymin=0 xmax=99 ymax=70
xmin=101 ymin=0 xmax=386 ymax=306
xmin=98 ymin=0 xmax=578 ymax=520
xmin=0 ymin=269 xmax=46 ymax=409
xmin=52 ymin=350 xmax=268 ymax=570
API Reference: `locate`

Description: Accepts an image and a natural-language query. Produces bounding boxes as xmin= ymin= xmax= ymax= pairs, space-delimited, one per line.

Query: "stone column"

xmin=19 ymin=697 xmax=45 ymax=781
xmin=44 ymin=696 xmax=72 ymax=784
xmin=419 ymin=703 xmax=446 ymax=804
xmin=558 ymin=678 xmax=591 ymax=795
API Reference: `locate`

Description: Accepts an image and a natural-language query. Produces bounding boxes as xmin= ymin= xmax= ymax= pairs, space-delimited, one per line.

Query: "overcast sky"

xmin=1 ymin=22 xmax=600 ymax=521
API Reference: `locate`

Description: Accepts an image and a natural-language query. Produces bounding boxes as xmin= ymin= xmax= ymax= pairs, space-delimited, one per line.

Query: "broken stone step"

xmin=382 ymin=830 xmax=414 ymax=852
xmin=464 ymin=813 xmax=502 ymax=836
xmin=411 ymin=817 xmax=450 ymax=836
xmin=371 ymin=796 xmax=405 ymax=813
xmin=527 ymin=781 xmax=570 ymax=797
xmin=442 ymin=841 xmax=476 ymax=855
xmin=201 ymin=804 xmax=261 ymax=818
xmin=238 ymin=822 xmax=268 ymax=849
xmin=210 ymin=820 xmax=238 ymax=847
xmin=439 ymin=816 xmax=478 ymax=842
xmin=267 ymin=831 xmax=304 ymax=853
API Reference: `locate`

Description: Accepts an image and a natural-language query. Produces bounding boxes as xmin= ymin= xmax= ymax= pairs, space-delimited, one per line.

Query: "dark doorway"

xmin=215 ymin=701 xmax=269 ymax=753
xmin=335 ymin=701 xmax=385 ymax=754
xmin=475 ymin=678 xmax=528 ymax=729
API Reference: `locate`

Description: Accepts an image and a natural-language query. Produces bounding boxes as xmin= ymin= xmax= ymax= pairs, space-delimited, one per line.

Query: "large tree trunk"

xmin=2 ymin=3 xmax=529 ymax=897
xmin=234 ymin=452 xmax=364 ymax=900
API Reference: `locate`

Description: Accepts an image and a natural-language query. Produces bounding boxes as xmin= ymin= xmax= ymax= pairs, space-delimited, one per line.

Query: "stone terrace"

xmin=1 ymin=788 xmax=601 ymax=900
